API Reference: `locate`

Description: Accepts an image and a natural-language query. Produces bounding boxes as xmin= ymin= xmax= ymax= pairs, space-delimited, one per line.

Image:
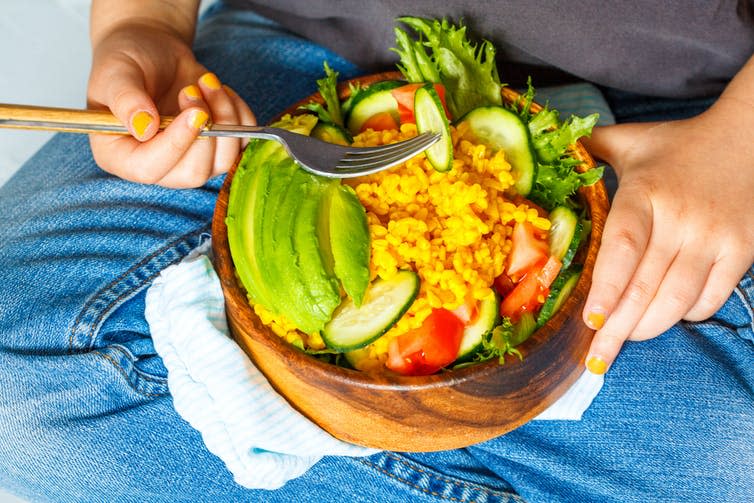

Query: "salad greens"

xmin=394 ymin=16 xmax=603 ymax=209
xmin=472 ymin=318 xmax=519 ymax=365
xmin=234 ymin=16 xmax=605 ymax=373
xmin=300 ymin=62 xmax=345 ymax=127
xmin=393 ymin=17 xmax=502 ymax=119
xmin=517 ymin=84 xmax=603 ymax=208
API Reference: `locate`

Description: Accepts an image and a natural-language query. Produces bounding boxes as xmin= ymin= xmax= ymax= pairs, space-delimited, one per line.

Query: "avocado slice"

xmin=292 ymin=177 xmax=341 ymax=330
xmin=267 ymin=166 xmax=339 ymax=333
xmin=327 ymin=184 xmax=370 ymax=306
xmin=226 ymin=113 xmax=370 ymax=335
xmin=226 ymin=139 xmax=287 ymax=309
xmin=261 ymin=155 xmax=305 ymax=323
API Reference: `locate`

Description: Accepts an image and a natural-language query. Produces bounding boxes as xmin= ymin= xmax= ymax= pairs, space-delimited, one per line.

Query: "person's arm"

xmin=580 ymin=55 xmax=754 ymax=374
xmin=87 ymin=0 xmax=254 ymax=187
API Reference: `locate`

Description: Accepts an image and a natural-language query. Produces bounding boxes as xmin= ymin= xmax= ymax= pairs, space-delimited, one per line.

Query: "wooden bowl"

xmin=211 ymin=72 xmax=609 ymax=451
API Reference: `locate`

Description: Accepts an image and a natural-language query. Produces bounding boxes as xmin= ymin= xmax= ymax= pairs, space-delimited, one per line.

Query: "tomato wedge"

xmin=500 ymin=256 xmax=562 ymax=323
xmin=386 ymin=308 xmax=464 ymax=376
xmin=359 ymin=111 xmax=400 ymax=132
xmin=505 ymin=221 xmax=550 ymax=282
xmin=391 ymin=83 xmax=450 ymax=124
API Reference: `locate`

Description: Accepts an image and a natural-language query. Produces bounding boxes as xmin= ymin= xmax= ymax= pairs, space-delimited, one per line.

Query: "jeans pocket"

xmin=357 ymin=452 xmax=524 ymax=503
xmin=68 ymin=228 xmax=210 ymax=397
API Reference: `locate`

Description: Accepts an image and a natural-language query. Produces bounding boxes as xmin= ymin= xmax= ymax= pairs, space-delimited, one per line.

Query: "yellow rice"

xmin=254 ymin=121 xmax=551 ymax=365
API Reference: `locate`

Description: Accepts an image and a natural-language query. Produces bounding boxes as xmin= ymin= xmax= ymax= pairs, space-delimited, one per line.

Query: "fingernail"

xmin=586 ymin=355 xmax=608 ymax=375
xmin=131 ymin=111 xmax=153 ymax=138
xmin=183 ymin=84 xmax=202 ymax=100
xmin=586 ymin=311 xmax=606 ymax=330
xmin=188 ymin=109 xmax=209 ymax=130
xmin=199 ymin=72 xmax=222 ymax=90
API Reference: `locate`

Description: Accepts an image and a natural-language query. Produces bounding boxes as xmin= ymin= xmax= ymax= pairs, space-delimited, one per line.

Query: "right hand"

xmin=87 ymin=21 xmax=255 ymax=188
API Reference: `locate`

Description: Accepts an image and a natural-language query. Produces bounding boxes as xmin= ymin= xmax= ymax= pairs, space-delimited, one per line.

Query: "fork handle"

xmin=0 ymin=103 xmax=177 ymax=135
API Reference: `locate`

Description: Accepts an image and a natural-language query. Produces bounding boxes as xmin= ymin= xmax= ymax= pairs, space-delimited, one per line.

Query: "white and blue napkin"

xmin=145 ymin=242 xmax=602 ymax=489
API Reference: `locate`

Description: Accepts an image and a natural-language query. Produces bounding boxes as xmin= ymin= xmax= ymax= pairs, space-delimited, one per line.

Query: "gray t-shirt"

xmin=230 ymin=0 xmax=754 ymax=98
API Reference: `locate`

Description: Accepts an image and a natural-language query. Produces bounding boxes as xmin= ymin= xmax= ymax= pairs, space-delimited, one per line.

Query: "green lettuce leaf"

xmin=510 ymin=80 xmax=602 ymax=209
xmin=472 ymin=318 xmax=522 ymax=365
xmin=530 ymin=162 xmax=604 ymax=209
xmin=530 ymin=110 xmax=599 ymax=163
xmin=300 ymin=62 xmax=344 ymax=127
xmin=393 ymin=17 xmax=502 ymax=118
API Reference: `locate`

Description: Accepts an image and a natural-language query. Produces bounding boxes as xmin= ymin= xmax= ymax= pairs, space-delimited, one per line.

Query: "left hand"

xmin=579 ymin=97 xmax=754 ymax=374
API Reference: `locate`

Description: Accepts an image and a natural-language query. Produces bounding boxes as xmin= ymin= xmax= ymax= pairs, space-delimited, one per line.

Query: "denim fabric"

xmin=0 ymin=4 xmax=752 ymax=503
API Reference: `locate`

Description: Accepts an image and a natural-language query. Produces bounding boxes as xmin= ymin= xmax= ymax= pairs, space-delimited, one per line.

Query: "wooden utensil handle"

xmin=0 ymin=103 xmax=175 ymax=135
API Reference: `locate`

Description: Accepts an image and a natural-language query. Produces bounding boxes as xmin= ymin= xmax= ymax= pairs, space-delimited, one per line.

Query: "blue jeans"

xmin=1 ymin=5 xmax=752 ymax=503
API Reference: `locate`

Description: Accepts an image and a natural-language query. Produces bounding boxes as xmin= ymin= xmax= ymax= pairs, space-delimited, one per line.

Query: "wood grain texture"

xmin=0 ymin=103 xmax=175 ymax=135
xmin=211 ymin=72 xmax=610 ymax=451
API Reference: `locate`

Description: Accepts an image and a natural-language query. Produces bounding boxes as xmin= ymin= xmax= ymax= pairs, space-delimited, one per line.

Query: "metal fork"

xmin=0 ymin=103 xmax=439 ymax=178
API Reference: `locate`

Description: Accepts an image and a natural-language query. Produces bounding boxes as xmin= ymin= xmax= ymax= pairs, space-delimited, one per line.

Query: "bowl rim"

xmin=211 ymin=71 xmax=609 ymax=391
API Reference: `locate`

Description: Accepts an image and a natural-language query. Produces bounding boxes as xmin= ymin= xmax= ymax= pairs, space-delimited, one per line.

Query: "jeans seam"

xmin=68 ymin=225 xmax=210 ymax=353
xmin=93 ymin=350 xmax=168 ymax=398
xmin=97 ymin=344 xmax=170 ymax=383
xmin=357 ymin=453 xmax=524 ymax=502
xmin=67 ymin=225 xmax=211 ymax=396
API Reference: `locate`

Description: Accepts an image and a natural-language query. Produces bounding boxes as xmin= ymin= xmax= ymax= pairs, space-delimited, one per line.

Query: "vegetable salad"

xmin=227 ymin=16 xmax=603 ymax=376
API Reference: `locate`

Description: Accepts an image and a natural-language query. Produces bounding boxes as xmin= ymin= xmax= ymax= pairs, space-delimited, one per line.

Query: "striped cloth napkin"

xmin=144 ymin=83 xmax=612 ymax=489
xmin=145 ymin=242 xmax=603 ymax=489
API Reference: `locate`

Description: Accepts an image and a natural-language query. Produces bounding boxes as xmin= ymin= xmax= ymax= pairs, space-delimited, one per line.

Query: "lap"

xmin=0 ymin=4 xmax=752 ymax=503
xmin=468 ymin=282 xmax=754 ymax=502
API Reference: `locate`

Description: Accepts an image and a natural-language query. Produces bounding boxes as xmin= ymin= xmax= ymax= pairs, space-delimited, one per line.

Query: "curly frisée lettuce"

xmin=393 ymin=16 xmax=503 ymax=119
xmin=394 ymin=18 xmax=603 ymax=209
xmin=506 ymin=79 xmax=603 ymax=209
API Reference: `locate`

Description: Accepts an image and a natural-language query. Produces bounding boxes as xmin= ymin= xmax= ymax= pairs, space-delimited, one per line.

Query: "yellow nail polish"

xmin=586 ymin=355 xmax=608 ymax=375
xmin=199 ymin=72 xmax=222 ymax=90
xmin=189 ymin=109 xmax=209 ymax=130
xmin=587 ymin=311 xmax=605 ymax=330
xmin=183 ymin=85 xmax=202 ymax=100
xmin=131 ymin=111 xmax=153 ymax=138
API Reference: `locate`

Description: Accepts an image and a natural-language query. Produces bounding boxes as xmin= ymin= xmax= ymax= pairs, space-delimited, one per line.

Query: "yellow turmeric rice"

xmin=254 ymin=121 xmax=551 ymax=367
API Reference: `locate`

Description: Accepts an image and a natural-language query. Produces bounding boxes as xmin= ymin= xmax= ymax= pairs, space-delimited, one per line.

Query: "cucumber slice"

xmin=459 ymin=106 xmax=537 ymax=195
xmin=311 ymin=121 xmax=353 ymax=145
xmin=548 ymin=206 xmax=582 ymax=269
xmin=414 ymin=83 xmax=453 ymax=172
xmin=455 ymin=294 xmax=500 ymax=362
xmin=536 ymin=267 xmax=582 ymax=327
xmin=345 ymin=80 xmax=404 ymax=134
xmin=322 ymin=270 xmax=419 ymax=351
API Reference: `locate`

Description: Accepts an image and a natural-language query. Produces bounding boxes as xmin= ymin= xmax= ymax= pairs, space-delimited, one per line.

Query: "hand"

xmin=580 ymin=98 xmax=754 ymax=374
xmin=87 ymin=20 xmax=254 ymax=187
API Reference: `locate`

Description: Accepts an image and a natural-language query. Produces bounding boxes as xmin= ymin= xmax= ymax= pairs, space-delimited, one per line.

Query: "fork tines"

xmin=334 ymin=132 xmax=440 ymax=176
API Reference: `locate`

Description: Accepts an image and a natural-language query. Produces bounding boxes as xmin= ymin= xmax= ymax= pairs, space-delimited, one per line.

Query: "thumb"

xmin=580 ymin=122 xmax=662 ymax=173
xmin=88 ymin=58 xmax=160 ymax=141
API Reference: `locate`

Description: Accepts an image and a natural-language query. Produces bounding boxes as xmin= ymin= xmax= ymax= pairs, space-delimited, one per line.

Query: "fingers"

xmin=197 ymin=73 xmax=242 ymax=176
xmin=684 ymin=253 xmax=750 ymax=321
xmin=91 ymin=71 xmax=255 ymax=187
xmin=580 ymin=122 xmax=662 ymax=171
xmin=581 ymin=186 xmax=653 ymax=374
xmin=156 ymin=73 xmax=243 ymax=187
xmin=581 ymin=185 xmax=747 ymax=375
xmin=89 ymin=55 xmax=160 ymax=141
xmin=629 ymin=247 xmax=711 ymax=338
xmin=224 ymin=85 xmax=256 ymax=127
xmin=90 ymin=106 xmax=210 ymax=185
xmin=222 ymin=84 xmax=257 ymax=159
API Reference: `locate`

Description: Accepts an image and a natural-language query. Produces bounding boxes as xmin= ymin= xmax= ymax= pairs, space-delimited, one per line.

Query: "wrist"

xmin=90 ymin=0 xmax=199 ymax=49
